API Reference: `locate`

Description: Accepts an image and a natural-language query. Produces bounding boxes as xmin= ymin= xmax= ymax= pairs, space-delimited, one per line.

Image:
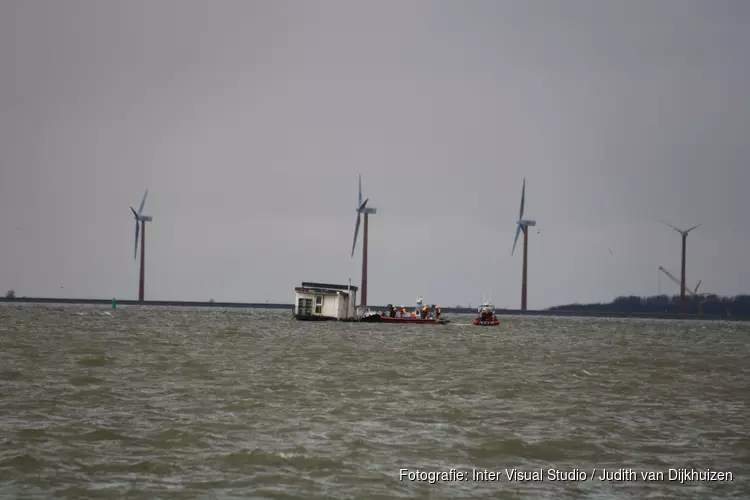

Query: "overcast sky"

xmin=0 ymin=0 xmax=748 ymax=309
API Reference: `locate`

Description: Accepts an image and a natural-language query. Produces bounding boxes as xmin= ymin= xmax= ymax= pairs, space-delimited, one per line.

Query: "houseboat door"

xmin=314 ymin=294 xmax=323 ymax=314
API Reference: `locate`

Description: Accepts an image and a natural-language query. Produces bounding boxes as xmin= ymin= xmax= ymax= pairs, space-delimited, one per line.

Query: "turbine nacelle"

xmin=130 ymin=207 xmax=153 ymax=222
xmin=517 ymin=219 xmax=536 ymax=227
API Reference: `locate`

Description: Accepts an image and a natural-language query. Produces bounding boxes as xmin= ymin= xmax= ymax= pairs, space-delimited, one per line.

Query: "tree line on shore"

xmin=548 ymin=294 xmax=750 ymax=316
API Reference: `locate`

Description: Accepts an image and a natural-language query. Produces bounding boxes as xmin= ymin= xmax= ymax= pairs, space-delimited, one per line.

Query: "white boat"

xmin=473 ymin=296 xmax=499 ymax=326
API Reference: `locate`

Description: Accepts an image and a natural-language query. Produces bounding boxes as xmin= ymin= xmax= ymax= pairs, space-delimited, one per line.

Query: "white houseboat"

xmin=293 ymin=281 xmax=358 ymax=321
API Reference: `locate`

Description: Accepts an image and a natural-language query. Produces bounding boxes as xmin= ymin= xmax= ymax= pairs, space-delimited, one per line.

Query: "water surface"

xmin=1 ymin=304 xmax=748 ymax=499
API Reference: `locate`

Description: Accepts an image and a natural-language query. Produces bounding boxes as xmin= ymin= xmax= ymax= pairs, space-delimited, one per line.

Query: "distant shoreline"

xmin=1 ymin=297 xmax=746 ymax=322
xmin=0 ymin=297 xmax=292 ymax=310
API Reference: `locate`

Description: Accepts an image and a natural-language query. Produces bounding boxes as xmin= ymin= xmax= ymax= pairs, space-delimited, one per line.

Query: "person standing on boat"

xmin=435 ymin=306 xmax=442 ymax=319
xmin=481 ymin=308 xmax=489 ymax=322
xmin=421 ymin=305 xmax=429 ymax=319
xmin=400 ymin=306 xmax=406 ymax=317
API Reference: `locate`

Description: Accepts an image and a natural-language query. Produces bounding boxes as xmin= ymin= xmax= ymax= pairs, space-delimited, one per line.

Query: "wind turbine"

xmin=350 ymin=175 xmax=376 ymax=313
xmin=660 ymin=220 xmax=701 ymax=314
xmin=130 ymin=189 xmax=153 ymax=302
xmin=511 ymin=178 xmax=536 ymax=311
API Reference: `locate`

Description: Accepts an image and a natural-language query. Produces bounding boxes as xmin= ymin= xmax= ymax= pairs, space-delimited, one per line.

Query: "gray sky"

xmin=1 ymin=0 xmax=748 ymax=309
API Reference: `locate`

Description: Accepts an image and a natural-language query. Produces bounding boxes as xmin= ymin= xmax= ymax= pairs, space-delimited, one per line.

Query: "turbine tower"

xmin=130 ymin=189 xmax=153 ymax=302
xmin=350 ymin=175 xmax=376 ymax=313
xmin=511 ymin=178 xmax=536 ymax=311
xmin=661 ymin=220 xmax=701 ymax=314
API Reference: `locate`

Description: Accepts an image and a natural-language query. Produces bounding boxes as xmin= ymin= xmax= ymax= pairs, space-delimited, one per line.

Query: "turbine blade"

xmin=134 ymin=222 xmax=140 ymax=260
xmin=351 ymin=213 xmax=361 ymax=258
xmin=686 ymin=223 xmax=702 ymax=233
xmin=357 ymin=174 xmax=362 ymax=207
xmin=519 ymin=178 xmax=526 ymax=220
xmin=512 ymin=223 xmax=521 ymax=256
xmin=658 ymin=218 xmax=682 ymax=234
xmin=359 ymin=198 xmax=369 ymax=211
xmin=130 ymin=206 xmax=138 ymax=218
xmin=694 ymin=280 xmax=702 ymax=294
xmin=138 ymin=189 xmax=148 ymax=215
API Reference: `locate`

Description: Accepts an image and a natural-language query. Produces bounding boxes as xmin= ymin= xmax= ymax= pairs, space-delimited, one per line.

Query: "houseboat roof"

xmin=300 ymin=282 xmax=359 ymax=292
xmin=295 ymin=286 xmax=352 ymax=296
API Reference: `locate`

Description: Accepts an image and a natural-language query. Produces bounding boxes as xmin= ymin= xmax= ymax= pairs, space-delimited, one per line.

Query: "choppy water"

xmin=1 ymin=304 xmax=748 ymax=499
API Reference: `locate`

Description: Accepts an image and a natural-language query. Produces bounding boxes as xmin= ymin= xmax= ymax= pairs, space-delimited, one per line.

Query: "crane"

xmin=658 ymin=266 xmax=701 ymax=296
xmin=658 ymin=266 xmax=709 ymax=314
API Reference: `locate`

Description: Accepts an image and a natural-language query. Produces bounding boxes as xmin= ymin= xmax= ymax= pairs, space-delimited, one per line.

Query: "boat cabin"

xmin=294 ymin=281 xmax=358 ymax=321
xmin=478 ymin=301 xmax=495 ymax=311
